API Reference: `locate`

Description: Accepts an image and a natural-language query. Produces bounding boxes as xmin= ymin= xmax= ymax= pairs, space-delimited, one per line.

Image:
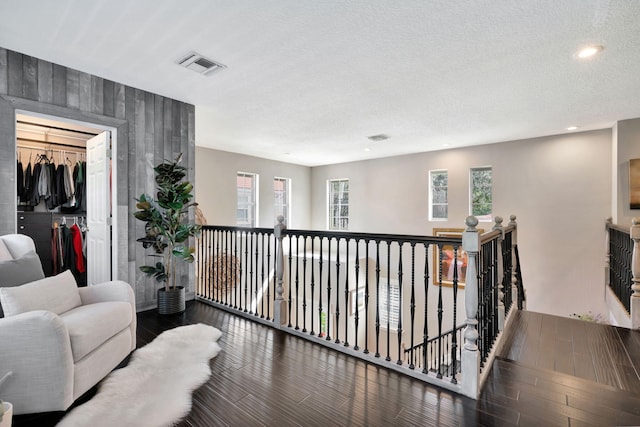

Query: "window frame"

xmin=469 ymin=166 xmax=492 ymax=222
xmin=429 ymin=169 xmax=448 ymax=221
xmin=236 ymin=172 xmax=259 ymax=227
xmin=327 ymin=178 xmax=349 ymax=231
xmin=273 ymin=176 xmax=291 ymax=226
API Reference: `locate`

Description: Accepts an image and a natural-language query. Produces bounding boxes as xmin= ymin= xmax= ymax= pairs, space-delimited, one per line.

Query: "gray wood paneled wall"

xmin=0 ymin=47 xmax=196 ymax=311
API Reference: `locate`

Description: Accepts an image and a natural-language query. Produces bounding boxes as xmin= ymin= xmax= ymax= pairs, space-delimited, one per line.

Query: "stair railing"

xmin=196 ymin=214 xmax=524 ymax=400
xmin=606 ymin=217 xmax=640 ymax=327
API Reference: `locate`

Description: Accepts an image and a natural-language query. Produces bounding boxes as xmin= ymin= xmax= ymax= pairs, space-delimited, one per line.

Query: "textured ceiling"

xmin=1 ymin=0 xmax=639 ymax=166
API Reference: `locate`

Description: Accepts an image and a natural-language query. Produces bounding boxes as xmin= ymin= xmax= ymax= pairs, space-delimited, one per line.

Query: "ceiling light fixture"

xmin=567 ymin=126 xmax=578 ymax=131
xmin=367 ymin=134 xmax=390 ymax=142
xmin=576 ymin=45 xmax=604 ymax=59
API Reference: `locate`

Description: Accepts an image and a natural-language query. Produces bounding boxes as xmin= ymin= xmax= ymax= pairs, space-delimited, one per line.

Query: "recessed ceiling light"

xmin=364 ymin=148 xmax=371 ymax=152
xmin=367 ymin=134 xmax=390 ymax=142
xmin=443 ymin=143 xmax=450 ymax=147
xmin=567 ymin=126 xmax=578 ymax=131
xmin=576 ymin=45 xmax=604 ymax=59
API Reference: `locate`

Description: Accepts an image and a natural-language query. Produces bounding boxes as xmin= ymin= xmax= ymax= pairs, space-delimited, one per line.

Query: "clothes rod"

xmin=16 ymin=120 xmax=98 ymax=137
xmin=17 ymin=138 xmax=86 ymax=151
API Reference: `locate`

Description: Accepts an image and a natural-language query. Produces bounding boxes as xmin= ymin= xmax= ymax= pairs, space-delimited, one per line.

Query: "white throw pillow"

xmin=0 ymin=270 xmax=82 ymax=317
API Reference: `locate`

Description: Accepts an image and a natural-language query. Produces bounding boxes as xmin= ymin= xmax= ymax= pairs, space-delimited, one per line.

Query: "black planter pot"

xmin=157 ymin=286 xmax=185 ymax=315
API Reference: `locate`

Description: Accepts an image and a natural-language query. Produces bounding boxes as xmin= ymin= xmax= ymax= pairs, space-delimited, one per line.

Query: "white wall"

xmin=195 ymin=147 xmax=312 ymax=229
xmin=310 ymin=130 xmax=613 ymax=318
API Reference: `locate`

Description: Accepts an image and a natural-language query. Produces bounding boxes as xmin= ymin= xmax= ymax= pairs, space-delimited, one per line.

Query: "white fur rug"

xmin=58 ymin=323 xmax=222 ymax=427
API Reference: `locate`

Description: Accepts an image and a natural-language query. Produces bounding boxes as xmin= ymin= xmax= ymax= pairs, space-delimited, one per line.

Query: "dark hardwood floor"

xmin=13 ymin=303 xmax=640 ymax=426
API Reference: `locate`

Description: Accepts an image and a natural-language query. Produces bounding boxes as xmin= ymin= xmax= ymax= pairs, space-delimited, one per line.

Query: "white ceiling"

xmin=1 ymin=0 xmax=639 ymax=166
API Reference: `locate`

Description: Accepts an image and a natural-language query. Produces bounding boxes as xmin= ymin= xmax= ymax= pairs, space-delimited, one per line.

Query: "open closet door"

xmin=86 ymin=131 xmax=111 ymax=285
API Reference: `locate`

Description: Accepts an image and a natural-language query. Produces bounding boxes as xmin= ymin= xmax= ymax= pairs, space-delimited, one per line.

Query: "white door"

xmin=86 ymin=131 xmax=111 ymax=285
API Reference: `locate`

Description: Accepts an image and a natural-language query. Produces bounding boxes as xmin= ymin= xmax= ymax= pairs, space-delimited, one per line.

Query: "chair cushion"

xmin=0 ymin=270 xmax=80 ymax=317
xmin=0 ymin=250 xmax=46 ymax=318
xmin=60 ymin=301 xmax=133 ymax=362
xmin=0 ymin=239 xmax=13 ymax=261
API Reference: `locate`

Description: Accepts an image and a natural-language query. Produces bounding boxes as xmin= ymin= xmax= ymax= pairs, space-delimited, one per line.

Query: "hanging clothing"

xmin=17 ymin=159 xmax=24 ymax=202
xmin=70 ymin=224 xmax=85 ymax=273
xmin=23 ymin=161 xmax=32 ymax=204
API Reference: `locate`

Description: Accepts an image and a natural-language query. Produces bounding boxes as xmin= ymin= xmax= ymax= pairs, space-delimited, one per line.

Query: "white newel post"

xmin=509 ymin=215 xmax=521 ymax=310
xmin=493 ymin=216 xmax=505 ymax=331
xmin=274 ymin=216 xmax=288 ymax=328
xmin=461 ymin=216 xmax=480 ymax=399
xmin=631 ymin=218 xmax=640 ymax=329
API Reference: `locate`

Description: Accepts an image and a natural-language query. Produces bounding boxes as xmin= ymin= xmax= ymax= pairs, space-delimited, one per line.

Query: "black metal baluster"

xmin=409 ymin=242 xmax=416 ymax=370
xmin=246 ymin=232 xmax=252 ymax=313
xmin=234 ymin=231 xmax=240 ymax=309
xmin=288 ymin=233 xmax=293 ymax=328
xmin=422 ymin=243 xmax=430 ymax=374
xmin=353 ymin=240 xmax=360 ymax=351
xmin=326 ymin=238 xmax=332 ymax=341
xmin=302 ymin=236 xmax=308 ymax=332
xmin=386 ymin=241 xmax=391 ymax=362
xmin=310 ymin=237 xmax=316 ymax=336
xmin=295 ymin=234 xmax=300 ymax=330
xmin=375 ymin=241 xmax=381 ymax=358
xmin=343 ymin=240 xmax=350 ymax=347
xmin=259 ymin=233 xmax=269 ymax=319
xmin=318 ymin=238 xmax=324 ymax=338
xmin=437 ymin=243 xmax=444 ymax=378
xmin=266 ymin=233 xmax=272 ymax=321
xmin=396 ymin=242 xmax=403 ymax=365
xmin=225 ymin=230 xmax=230 ymax=305
xmin=254 ymin=232 xmax=260 ymax=317
xmin=239 ymin=231 xmax=245 ymax=311
xmin=363 ymin=241 xmax=370 ymax=354
xmin=243 ymin=231 xmax=251 ymax=313
xmin=335 ymin=238 xmax=341 ymax=344
xmin=450 ymin=244 xmax=459 ymax=384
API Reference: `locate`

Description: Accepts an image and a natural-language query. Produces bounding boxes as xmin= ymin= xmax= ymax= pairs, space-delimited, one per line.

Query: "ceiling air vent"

xmin=177 ymin=52 xmax=226 ymax=75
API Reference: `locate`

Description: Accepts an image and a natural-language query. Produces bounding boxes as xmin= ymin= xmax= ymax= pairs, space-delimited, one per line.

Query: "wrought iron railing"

xmin=606 ymin=221 xmax=634 ymax=314
xmin=196 ymin=214 xmax=523 ymax=399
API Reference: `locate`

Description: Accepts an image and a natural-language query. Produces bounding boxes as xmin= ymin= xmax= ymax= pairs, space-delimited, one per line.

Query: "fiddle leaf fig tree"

xmin=134 ymin=153 xmax=201 ymax=291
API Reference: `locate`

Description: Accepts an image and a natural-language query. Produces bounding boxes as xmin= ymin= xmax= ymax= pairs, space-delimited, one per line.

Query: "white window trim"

xmin=469 ymin=166 xmax=493 ymax=222
xmin=274 ymin=176 xmax=291 ymax=227
xmin=327 ymin=178 xmax=349 ymax=231
xmin=237 ymin=171 xmax=259 ymax=227
xmin=429 ymin=169 xmax=448 ymax=221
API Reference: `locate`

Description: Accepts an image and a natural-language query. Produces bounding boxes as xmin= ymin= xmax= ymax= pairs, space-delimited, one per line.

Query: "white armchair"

xmin=0 ymin=234 xmax=136 ymax=415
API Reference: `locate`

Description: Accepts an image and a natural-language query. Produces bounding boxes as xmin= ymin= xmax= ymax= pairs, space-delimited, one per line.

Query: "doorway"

xmin=15 ymin=111 xmax=118 ymax=284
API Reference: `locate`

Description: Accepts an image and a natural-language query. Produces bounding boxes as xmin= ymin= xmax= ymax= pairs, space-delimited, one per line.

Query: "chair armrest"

xmin=78 ymin=281 xmax=137 ymax=351
xmin=0 ymin=311 xmax=74 ymax=414
xmin=78 ymin=280 xmax=135 ymax=305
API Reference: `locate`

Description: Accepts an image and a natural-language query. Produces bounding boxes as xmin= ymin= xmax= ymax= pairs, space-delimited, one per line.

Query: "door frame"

xmin=16 ymin=111 xmax=118 ymax=282
xmin=0 ymin=94 xmax=128 ymax=282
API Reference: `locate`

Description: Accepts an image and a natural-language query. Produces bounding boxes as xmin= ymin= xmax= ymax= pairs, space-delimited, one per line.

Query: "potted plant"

xmin=0 ymin=372 xmax=12 ymax=427
xmin=134 ymin=153 xmax=201 ymax=314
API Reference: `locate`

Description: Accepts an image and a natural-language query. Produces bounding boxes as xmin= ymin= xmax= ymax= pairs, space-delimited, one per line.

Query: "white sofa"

xmin=0 ymin=234 xmax=136 ymax=415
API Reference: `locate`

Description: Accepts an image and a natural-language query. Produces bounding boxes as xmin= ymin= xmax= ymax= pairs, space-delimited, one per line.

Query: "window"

xmin=237 ymin=172 xmax=258 ymax=227
xmin=328 ymin=179 xmax=349 ymax=230
xmin=429 ymin=170 xmax=448 ymax=220
xmin=274 ymin=177 xmax=290 ymax=226
xmin=470 ymin=167 xmax=492 ymax=221
xmin=379 ymin=280 xmax=400 ymax=328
